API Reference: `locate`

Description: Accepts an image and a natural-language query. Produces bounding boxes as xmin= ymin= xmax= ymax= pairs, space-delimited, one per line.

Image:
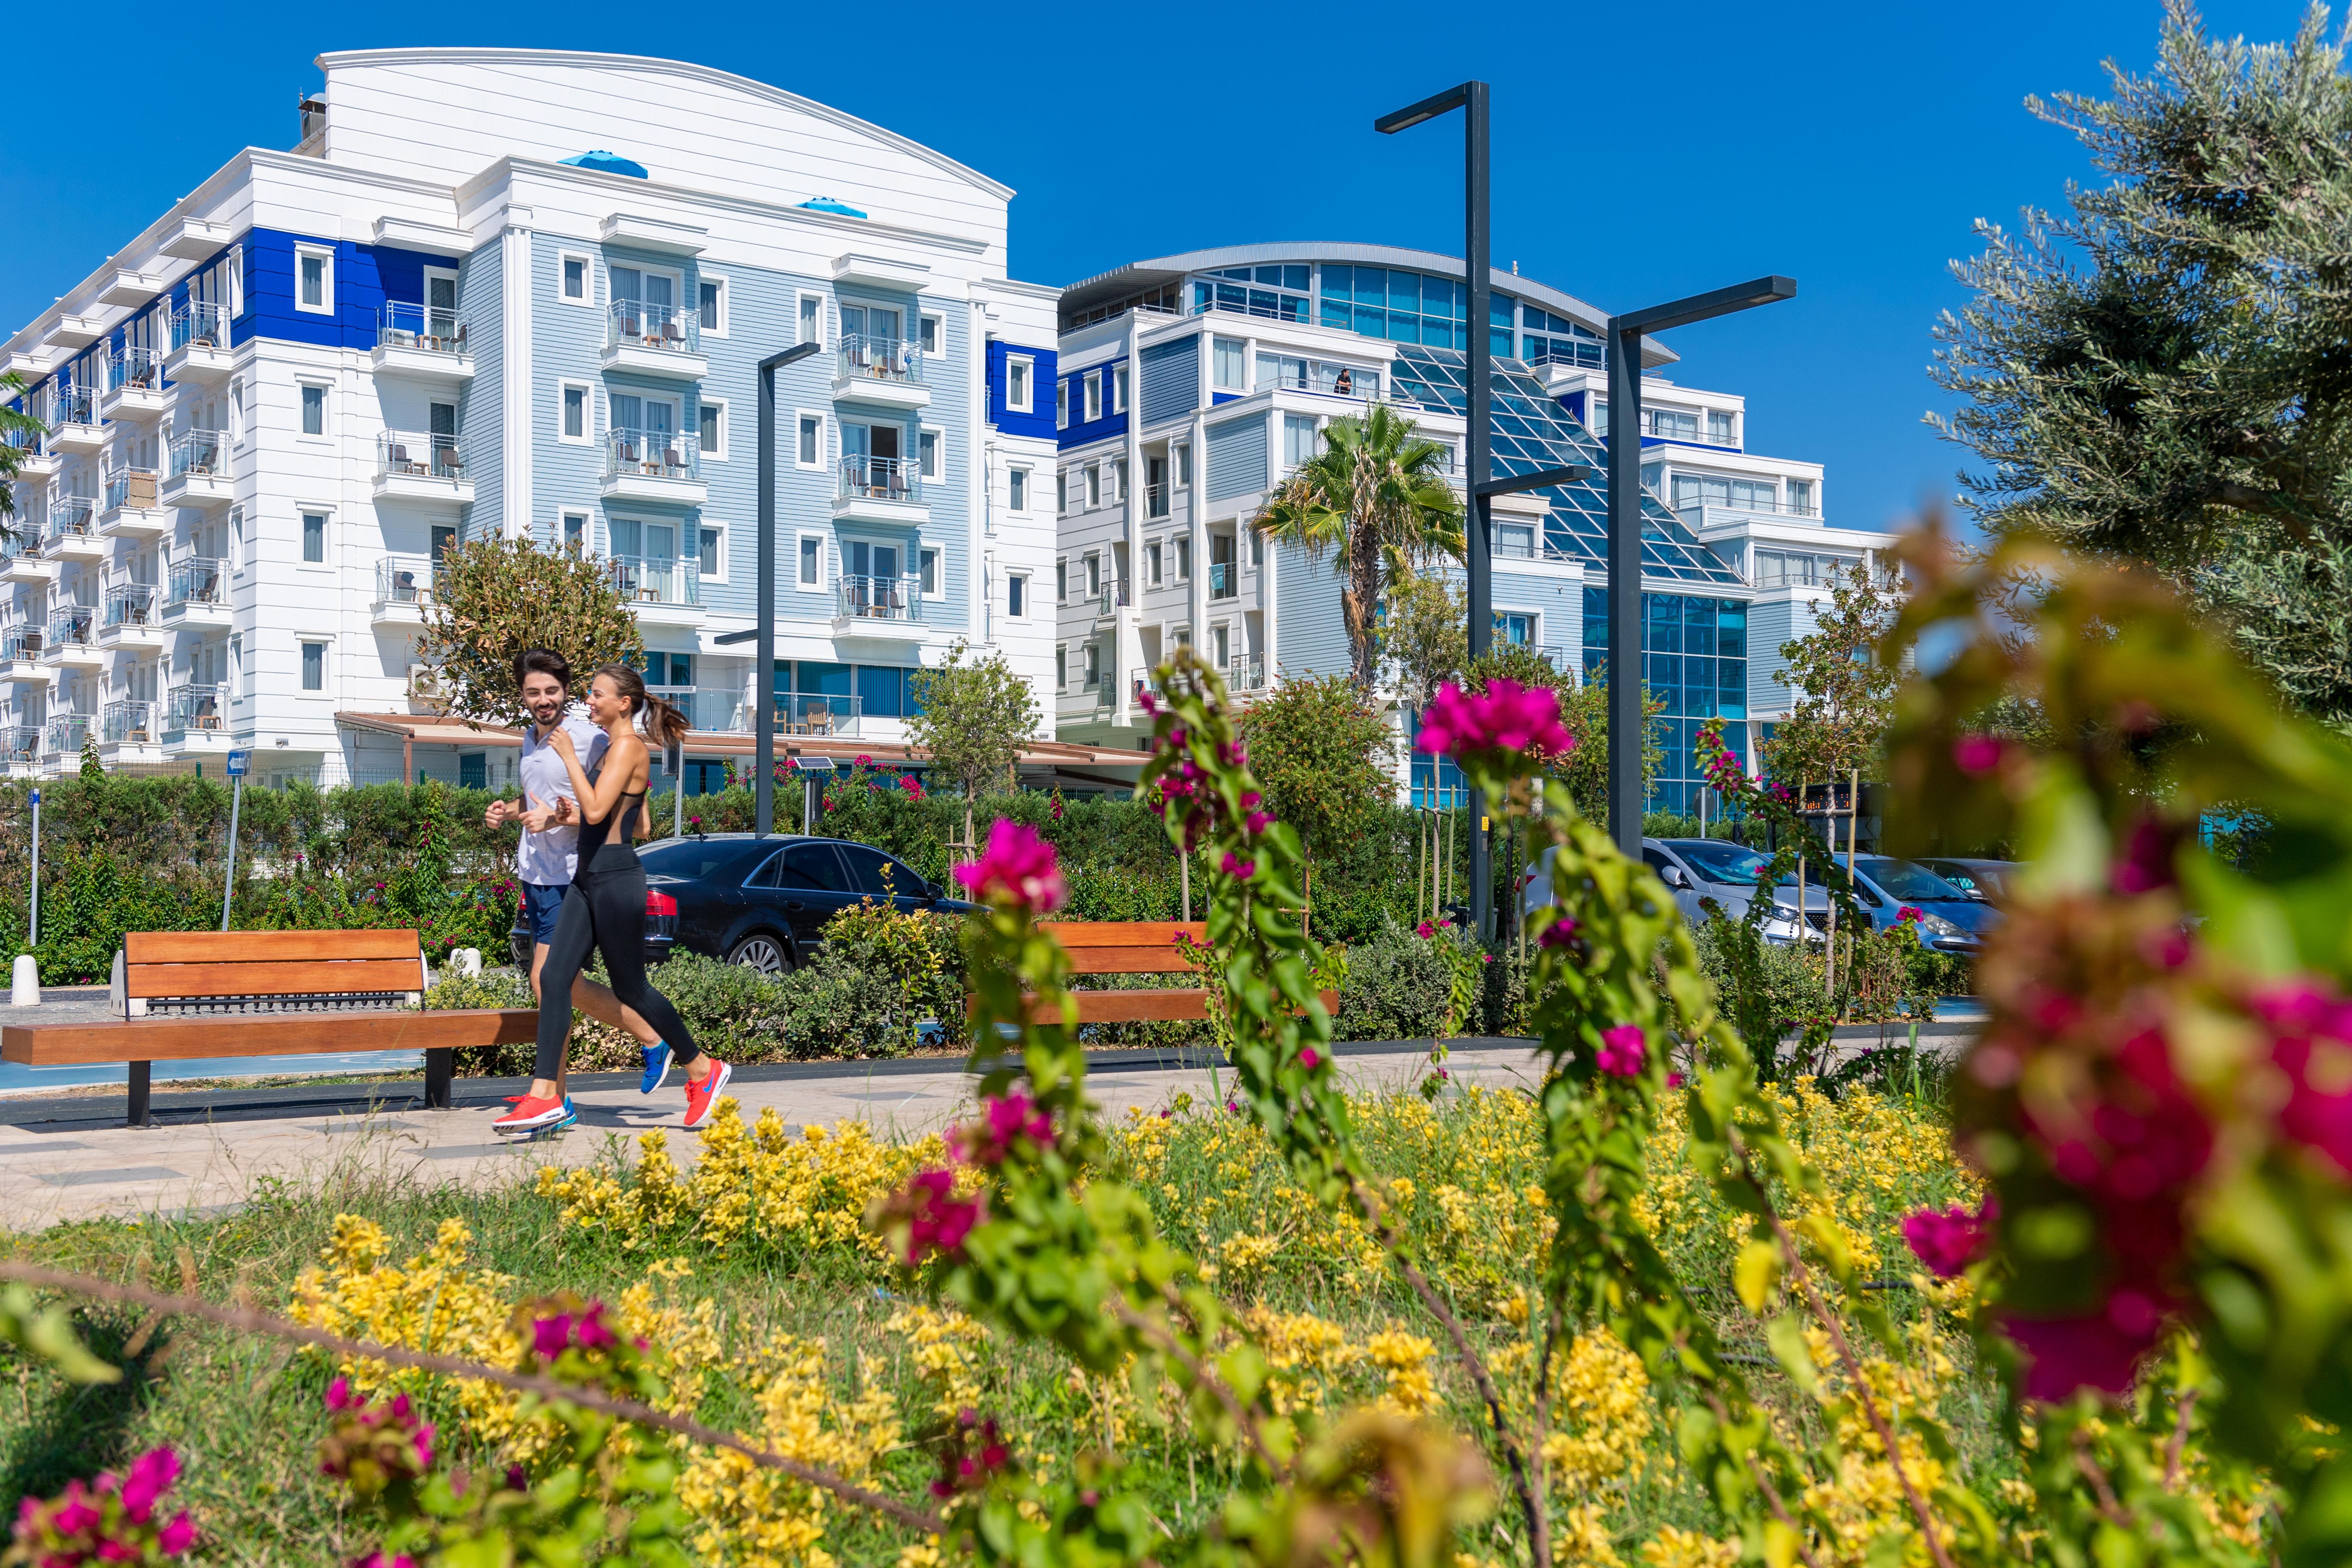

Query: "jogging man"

xmin=485 ymin=648 xmax=672 ymax=1117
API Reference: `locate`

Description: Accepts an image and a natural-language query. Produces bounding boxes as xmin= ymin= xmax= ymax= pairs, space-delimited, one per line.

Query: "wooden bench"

xmin=1001 ymin=922 xmax=1338 ymax=1024
xmin=0 ymin=930 xmax=538 ymax=1127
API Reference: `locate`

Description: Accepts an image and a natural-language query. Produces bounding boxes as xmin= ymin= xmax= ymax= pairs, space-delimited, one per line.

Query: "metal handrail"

xmin=604 ymin=428 xmax=699 ymax=484
xmin=166 ymin=556 xmax=228 ymax=609
xmin=1227 ymin=656 xmax=1267 ymax=692
xmin=836 ymin=573 xmax=924 ymax=622
xmin=837 ymin=334 xmax=923 ymax=385
xmin=163 ymin=682 xmax=229 ymax=739
xmin=50 ymin=386 xmax=98 ymax=428
xmin=1673 ymin=496 xmax=1821 ymax=520
xmin=103 ymin=584 xmax=157 ymax=628
xmin=104 ymin=467 xmax=159 ymax=513
xmin=3 ymin=725 xmax=38 ymax=763
xmin=1145 ymin=482 xmax=1168 ymax=519
xmin=649 ymin=686 xmax=744 ymax=733
xmin=606 ymin=299 xmax=701 ymax=355
xmin=1096 ymin=582 xmax=1131 ymax=615
xmin=107 ymin=347 xmax=162 ymax=392
xmin=610 ymin=553 xmax=699 ymax=607
xmin=102 ymin=700 xmax=154 ymax=745
xmin=0 ymin=627 xmax=42 ymax=663
xmin=48 ymin=604 xmax=95 ymax=646
xmin=379 ymin=302 xmax=468 ymax=353
xmin=1208 ymin=562 xmax=1237 ymax=600
xmin=44 ymin=500 xmax=96 ymax=546
xmin=168 ymin=429 xmax=226 ymax=478
xmin=170 ymin=301 xmax=229 ymax=352
xmin=45 ymin=713 xmax=92 ymax=754
xmin=837 ymin=455 xmax=921 ymax=504
xmin=377 ymin=431 xmax=465 ymax=481
xmin=374 ymin=555 xmax=440 ymax=607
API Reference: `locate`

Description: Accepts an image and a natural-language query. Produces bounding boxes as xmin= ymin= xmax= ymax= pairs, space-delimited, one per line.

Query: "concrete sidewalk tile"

xmin=35 ymin=1167 xmax=184 ymax=1188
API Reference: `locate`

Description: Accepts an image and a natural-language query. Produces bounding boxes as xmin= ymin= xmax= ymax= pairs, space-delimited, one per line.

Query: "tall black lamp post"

xmin=714 ymin=340 xmax=823 ymax=836
xmin=1603 ymin=279 xmax=1794 ymax=856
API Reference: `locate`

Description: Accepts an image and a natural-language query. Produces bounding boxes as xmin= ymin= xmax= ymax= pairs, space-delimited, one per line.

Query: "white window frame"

xmin=297 ymin=505 xmax=333 ymax=569
xmin=1057 ymin=470 xmax=1069 ymax=514
xmin=798 ymin=292 xmax=826 ymax=346
xmin=1493 ymin=607 xmax=1541 ymax=648
xmin=558 ymin=379 xmax=594 ymax=446
xmin=298 ymin=636 xmax=330 ymax=693
xmin=696 ymin=522 xmax=727 ymax=583
xmin=1113 ymin=363 xmax=1128 ymax=414
xmin=294 ymin=245 xmax=335 ymax=316
xmin=229 ymin=377 xmax=246 ymax=447
xmin=794 ymin=410 xmax=826 ymax=472
xmin=1007 ymin=571 xmax=1031 ymax=620
xmin=697 ymin=396 xmax=728 ymax=461
xmin=558 ymin=250 xmax=594 ymax=307
xmin=918 ymin=311 xmax=945 ymax=357
xmin=1085 ymin=464 xmax=1101 ymax=509
xmin=1083 ymin=370 xmax=1102 ymax=422
xmin=1145 ymin=537 xmax=1163 ymax=587
xmin=1056 ymin=556 xmax=1069 ymax=602
xmin=919 ymin=423 xmax=944 ymax=482
xmin=1174 ymin=441 xmax=1191 ymax=486
xmin=560 ymin=510 xmax=591 ymax=554
xmin=697 ymin=272 xmax=729 ymax=338
xmin=795 ymin=530 xmax=827 ymax=591
xmin=1055 ymin=644 xmax=1068 ymax=690
xmin=296 ymin=378 xmax=330 ymax=440
xmin=918 ymin=544 xmax=942 ymax=600
xmin=1006 ymin=354 xmax=1034 ymax=413
xmin=1007 ymin=465 xmax=1030 ymax=513
xmin=1056 ymin=379 xmax=1069 ymax=429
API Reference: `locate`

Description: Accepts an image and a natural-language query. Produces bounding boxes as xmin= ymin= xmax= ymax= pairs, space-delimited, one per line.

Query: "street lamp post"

xmin=1603 ymin=278 xmax=1796 ymax=856
xmin=715 ymin=340 xmax=823 ymax=837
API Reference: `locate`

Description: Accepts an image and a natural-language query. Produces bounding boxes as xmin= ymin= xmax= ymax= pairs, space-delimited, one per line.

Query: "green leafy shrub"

xmin=1332 ymin=917 xmax=1453 ymax=1040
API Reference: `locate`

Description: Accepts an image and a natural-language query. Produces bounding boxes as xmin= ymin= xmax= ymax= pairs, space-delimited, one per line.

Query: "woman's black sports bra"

xmin=576 ymin=763 xmax=647 ymax=869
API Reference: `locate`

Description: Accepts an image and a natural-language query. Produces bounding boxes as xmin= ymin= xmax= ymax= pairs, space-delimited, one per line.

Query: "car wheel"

xmin=727 ymin=933 xmax=791 ymax=976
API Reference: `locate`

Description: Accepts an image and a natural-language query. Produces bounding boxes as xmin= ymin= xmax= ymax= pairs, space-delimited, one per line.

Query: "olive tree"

xmin=415 ymin=534 xmax=643 ymax=726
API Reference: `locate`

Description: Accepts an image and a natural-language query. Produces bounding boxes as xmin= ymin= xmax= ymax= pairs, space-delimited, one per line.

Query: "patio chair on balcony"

xmin=662 ymin=317 xmax=685 ymax=347
xmin=802 ymin=701 xmax=835 ymax=736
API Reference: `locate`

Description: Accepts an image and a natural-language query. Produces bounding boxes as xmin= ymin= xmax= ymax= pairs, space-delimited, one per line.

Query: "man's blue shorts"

xmin=521 ymin=881 xmax=570 ymax=948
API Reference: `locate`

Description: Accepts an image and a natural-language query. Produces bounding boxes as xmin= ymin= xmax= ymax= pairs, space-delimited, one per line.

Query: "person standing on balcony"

xmin=483 ymin=647 xmax=668 ymax=1130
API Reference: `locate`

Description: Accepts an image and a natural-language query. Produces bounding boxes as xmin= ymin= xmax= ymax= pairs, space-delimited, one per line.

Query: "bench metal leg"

xmin=127 ymin=1061 xmax=151 ymax=1128
xmin=424 ymin=1047 xmax=453 ymax=1110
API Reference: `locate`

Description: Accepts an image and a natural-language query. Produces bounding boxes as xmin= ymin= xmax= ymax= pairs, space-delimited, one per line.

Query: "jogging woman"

xmin=493 ymin=665 xmax=730 ymax=1135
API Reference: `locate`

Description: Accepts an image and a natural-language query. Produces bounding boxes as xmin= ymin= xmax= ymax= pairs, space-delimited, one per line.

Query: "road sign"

xmin=225 ymin=750 xmax=250 ymax=777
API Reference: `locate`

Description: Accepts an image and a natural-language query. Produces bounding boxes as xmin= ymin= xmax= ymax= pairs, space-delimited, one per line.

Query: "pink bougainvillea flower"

xmin=1897 ymin=905 xmax=1924 ymax=923
xmin=2252 ymin=979 xmax=2352 ymax=1177
xmin=854 ymin=754 xmax=873 ymax=768
xmin=1902 ymin=1202 xmax=1989 ymax=1277
xmin=1953 ymin=734 xmax=2006 ymax=776
xmin=1414 ymin=679 xmax=1574 ymax=763
xmin=156 ymin=1511 xmax=197 ymax=1555
xmin=1666 ymin=1071 xmax=1686 ymax=1089
xmin=118 ymin=1449 xmax=178 ymax=1523
xmin=893 ymin=1168 xmax=984 ymax=1266
xmin=533 ymin=1314 xmax=574 ymax=1360
xmin=2004 ymin=1296 xmax=2167 ymax=1401
xmin=1596 ymin=1024 xmax=1646 ymax=1078
xmin=1299 ymin=1046 xmax=1322 ymax=1070
xmin=1537 ymin=916 xmax=1579 ymax=950
xmin=1221 ymin=851 xmax=1256 ymax=881
xmin=2112 ymin=815 xmax=2181 ymax=896
xmin=1245 ymin=811 xmax=1273 ymax=836
xmin=952 ymin=820 xmax=1069 ymax=914
xmin=1415 ymin=920 xmax=1437 ymax=939
xmin=955 ymin=1091 xmax=1055 ymax=1167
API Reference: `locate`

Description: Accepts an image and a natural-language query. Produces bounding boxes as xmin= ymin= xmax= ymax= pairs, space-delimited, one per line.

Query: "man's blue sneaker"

xmin=639 ymin=1041 xmax=674 ymax=1095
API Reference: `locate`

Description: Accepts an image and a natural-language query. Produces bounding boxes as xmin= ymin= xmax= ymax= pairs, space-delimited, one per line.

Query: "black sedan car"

xmin=637 ymin=833 xmax=974 ymax=974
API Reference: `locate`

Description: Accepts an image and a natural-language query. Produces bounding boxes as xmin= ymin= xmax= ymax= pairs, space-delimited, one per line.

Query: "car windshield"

xmin=640 ymin=840 xmax=764 ymax=880
xmin=1857 ymin=858 xmax=1968 ymax=901
xmin=1668 ymin=842 xmax=1771 ymax=886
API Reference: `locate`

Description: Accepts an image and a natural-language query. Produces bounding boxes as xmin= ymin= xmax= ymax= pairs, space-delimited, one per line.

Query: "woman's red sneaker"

xmin=681 ymin=1060 xmax=732 ymax=1130
xmin=493 ymin=1094 xmax=567 ymax=1134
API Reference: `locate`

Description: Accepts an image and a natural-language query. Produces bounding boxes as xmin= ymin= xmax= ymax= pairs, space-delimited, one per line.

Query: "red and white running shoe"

xmin=681 ymin=1060 xmax=732 ymax=1130
xmin=493 ymin=1093 xmax=567 ymax=1135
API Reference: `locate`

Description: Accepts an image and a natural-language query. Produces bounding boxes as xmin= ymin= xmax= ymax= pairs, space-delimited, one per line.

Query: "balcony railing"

xmin=649 ymin=686 xmax=743 ymax=733
xmin=610 ymin=554 xmax=699 ymax=608
xmin=0 ymin=627 xmax=41 ymax=663
xmin=103 ymin=584 xmax=158 ymax=630
xmin=170 ymin=301 xmax=229 ymax=352
xmin=166 ymin=557 xmax=229 ymax=610
xmin=107 ymin=347 xmax=162 ymax=392
xmin=47 ymin=604 xmax=95 ymax=649
xmin=1227 ymin=656 xmax=1267 ymax=692
xmin=163 ymin=682 xmax=229 ymax=741
xmin=838 ymin=455 xmax=920 ymax=505
xmin=1096 ymin=582 xmax=1131 ymax=616
xmin=50 ymin=386 xmax=97 ymax=429
xmin=377 ymin=431 xmax=465 ymax=481
xmin=836 ymin=334 xmax=922 ymax=386
xmin=378 ymin=302 xmax=468 ymax=354
xmin=3 ymin=725 xmax=38 ymax=764
xmin=836 ymin=573 xmax=923 ymax=623
xmin=44 ymin=712 xmax=91 ymax=756
xmin=606 ymin=300 xmax=700 ymax=357
xmin=102 ymin=700 xmax=155 ymax=746
xmin=774 ymin=692 xmax=862 ymax=738
xmin=1145 ymin=482 xmax=1168 ymax=519
xmin=1254 ymin=357 xmax=1381 ymax=400
xmin=374 ymin=555 xmax=441 ymax=609
xmin=105 ymin=467 xmax=159 ymax=513
xmin=168 ymin=429 xmax=227 ymax=479
xmin=1208 ymin=561 xmax=1237 ymax=600
xmin=1672 ymin=495 xmax=1820 ymax=520
xmin=604 ymin=428 xmax=698 ymax=485
xmin=2 ymin=423 xmax=45 ymax=460
xmin=44 ymin=500 xmax=96 ymax=549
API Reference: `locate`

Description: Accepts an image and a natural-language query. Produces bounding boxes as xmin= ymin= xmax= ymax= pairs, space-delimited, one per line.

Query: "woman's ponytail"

xmin=591 ymin=662 xmax=692 ymax=750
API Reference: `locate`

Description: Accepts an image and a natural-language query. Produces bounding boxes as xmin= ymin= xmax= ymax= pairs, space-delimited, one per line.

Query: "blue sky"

xmin=0 ymin=0 xmax=2310 ymax=537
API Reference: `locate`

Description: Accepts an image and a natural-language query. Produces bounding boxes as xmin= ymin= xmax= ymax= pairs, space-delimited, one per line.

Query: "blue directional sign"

xmin=225 ymin=750 xmax=250 ymax=778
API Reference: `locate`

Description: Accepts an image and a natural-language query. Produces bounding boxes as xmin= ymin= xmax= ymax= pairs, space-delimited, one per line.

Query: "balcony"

xmin=0 ymin=535 xmax=57 ymax=586
xmin=600 ymin=428 xmax=704 ymax=506
xmin=832 ymin=335 xmax=929 ymax=410
xmin=373 ymin=431 xmax=472 ymax=504
xmin=1207 ymin=561 xmax=1239 ymax=601
xmin=49 ymin=386 xmax=105 ymax=456
xmin=1227 ymin=656 xmax=1268 ymax=694
xmin=600 ymin=300 xmax=706 ymax=380
xmin=774 ymin=692 xmax=861 ymax=739
xmin=43 ymin=499 xmax=103 ymax=563
xmin=100 ymin=349 xmax=169 ymax=422
xmin=165 ymin=302 xmax=234 ymax=384
xmin=44 ymin=712 xmax=92 ymax=759
xmin=371 ymin=302 xmax=473 ymax=382
xmin=0 ymin=627 xmax=50 ymax=686
xmin=3 ymin=725 xmax=38 ymax=769
xmin=1093 ymin=582 xmax=1131 ymax=626
xmin=5 ymin=425 xmax=57 ymax=481
xmin=832 ymin=456 xmax=925 ymax=525
xmin=99 ymin=584 xmax=163 ymax=649
xmin=163 ymin=556 xmax=231 ymax=625
xmin=46 ymin=312 xmax=105 ymax=351
xmin=101 ymin=700 xmax=159 ymax=751
xmin=832 ymin=573 xmax=924 ymax=633
xmin=1145 ymin=482 xmax=1169 ymax=520
xmin=100 ymin=467 xmax=170 ymax=538
xmin=650 ymin=685 xmax=744 ymax=734
xmin=43 ymin=605 xmax=102 ymax=669
xmin=610 ymin=554 xmax=703 ymax=628
xmin=371 ymin=555 xmax=440 ymax=626
xmin=160 ymin=430 xmax=233 ymax=509
xmin=162 ymin=683 xmax=231 ymax=746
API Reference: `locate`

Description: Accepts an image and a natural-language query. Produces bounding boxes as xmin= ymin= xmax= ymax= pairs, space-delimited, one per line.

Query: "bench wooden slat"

xmin=1 ymin=1008 xmax=537 ymax=1067
xmin=126 ymin=959 xmax=426 ymax=999
xmin=1063 ymin=950 xmax=1201 ymax=975
xmin=1040 ymin=922 xmax=1206 ymax=949
xmin=127 ymin=930 xmax=422 ymax=964
xmin=1043 ymin=990 xmax=1213 ymax=1023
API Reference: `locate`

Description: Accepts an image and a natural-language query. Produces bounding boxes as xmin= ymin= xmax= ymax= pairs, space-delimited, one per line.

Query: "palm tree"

xmin=0 ymin=371 xmax=44 ymax=551
xmin=1250 ymin=402 xmax=1464 ymax=692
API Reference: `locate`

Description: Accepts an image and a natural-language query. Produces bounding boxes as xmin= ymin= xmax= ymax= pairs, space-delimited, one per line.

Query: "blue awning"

xmin=799 ymin=196 xmax=867 ymax=218
xmin=559 ymin=149 xmax=648 ymax=178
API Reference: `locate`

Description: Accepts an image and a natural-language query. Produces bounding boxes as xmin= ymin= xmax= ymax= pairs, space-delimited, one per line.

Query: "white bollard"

xmin=455 ymin=947 xmax=483 ymax=978
xmin=10 ymin=953 xmax=39 ymax=1008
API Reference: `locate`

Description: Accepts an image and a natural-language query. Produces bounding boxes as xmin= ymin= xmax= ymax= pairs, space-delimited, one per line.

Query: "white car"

xmin=1523 ymin=837 xmax=1830 ymax=943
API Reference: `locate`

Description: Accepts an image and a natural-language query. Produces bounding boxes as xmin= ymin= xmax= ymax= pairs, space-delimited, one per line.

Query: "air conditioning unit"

xmin=406 ymin=664 xmax=447 ymax=711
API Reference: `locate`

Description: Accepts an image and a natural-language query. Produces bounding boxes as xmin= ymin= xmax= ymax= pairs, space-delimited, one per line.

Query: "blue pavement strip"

xmin=0 ymin=1052 xmax=425 ymax=1095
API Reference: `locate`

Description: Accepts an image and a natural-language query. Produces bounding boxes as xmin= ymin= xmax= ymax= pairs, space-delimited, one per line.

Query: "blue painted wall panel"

xmin=1205 ymin=412 xmax=1267 ymax=504
xmin=240 ymin=228 xmax=452 ymax=353
xmin=986 ymin=340 xmax=1057 ymax=439
xmin=1054 ymin=356 xmax=1128 ymax=449
xmin=1138 ymin=336 xmax=1199 ymax=427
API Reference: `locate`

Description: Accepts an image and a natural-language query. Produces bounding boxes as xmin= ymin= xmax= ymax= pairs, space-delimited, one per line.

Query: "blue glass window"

xmin=1354 ymin=267 xmax=1387 ymax=306
xmin=1388 ymin=272 xmax=1420 ymax=311
xmin=1423 ymin=277 xmax=1459 ymax=319
xmin=798 ymin=661 xmax=854 ymax=699
xmin=1387 ymin=312 xmax=1421 ymax=344
xmin=1322 ymin=265 xmax=1351 ymax=297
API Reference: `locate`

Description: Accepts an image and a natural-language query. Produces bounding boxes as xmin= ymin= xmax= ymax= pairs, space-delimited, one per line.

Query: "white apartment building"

xmin=0 ymin=49 xmax=1063 ymax=789
xmin=1047 ymin=245 xmax=1895 ymax=811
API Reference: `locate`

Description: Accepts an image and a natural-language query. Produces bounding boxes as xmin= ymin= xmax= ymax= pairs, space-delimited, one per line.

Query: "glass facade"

xmin=1583 ymin=587 xmax=1747 ymax=813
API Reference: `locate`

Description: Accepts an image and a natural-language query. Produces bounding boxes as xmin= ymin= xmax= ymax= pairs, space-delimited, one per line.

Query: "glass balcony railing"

xmin=649 ymin=686 xmax=744 ymax=733
xmin=3 ymin=725 xmax=39 ymax=764
xmin=1208 ymin=561 xmax=1238 ymax=600
xmin=44 ymin=712 xmax=91 ymax=756
xmin=1145 ymin=482 xmax=1168 ymax=519
xmin=43 ymin=500 xmax=97 ymax=549
xmin=374 ymin=555 xmax=441 ymax=609
xmin=773 ymin=692 xmax=861 ymax=738
xmin=377 ymin=431 xmax=465 ymax=482
xmin=166 ymin=557 xmax=229 ymax=611
xmin=837 ymin=455 xmax=920 ymax=505
xmin=606 ymin=300 xmax=700 ymax=357
xmin=50 ymin=386 xmax=97 ymax=430
xmin=836 ymin=573 xmax=923 ymax=623
xmin=836 ymin=334 xmax=922 ymax=386
xmin=162 ymin=682 xmax=229 ymax=742
xmin=610 ymin=554 xmax=699 ymax=608
xmin=169 ymin=301 xmax=229 ymax=352
xmin=47 ymin=604 xmax=95 ymax=650
xmin=2 ymin=423 xmax=45 ymax=461
xmin=378 ymin=302 xmax=468 ymax=354
xmin=0 ymin=626 xmax=41 ymax=663
xmin=1227 ymin=656 xmax=1267 ymax=693
xmin=603 ymin=428 xmax=698 ymax=485
xmin=103 ymin=584 xmax=158 ymax=630
xmin=105 ymin=467 xmax=159 ymax=513
xmin=1096 ymin=582 xmax=1131 ymax=616
xmin=107 ymin=347 xmax=162 ymax=392
xmin=102 ymin=700 xmax=154 ymax=745
xmin=167 ymin=429 xmax=226 ymax=479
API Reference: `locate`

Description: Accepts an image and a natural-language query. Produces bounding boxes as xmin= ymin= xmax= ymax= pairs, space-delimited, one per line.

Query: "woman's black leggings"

xmin=534 ymin=858 xmax=702 ymax=1083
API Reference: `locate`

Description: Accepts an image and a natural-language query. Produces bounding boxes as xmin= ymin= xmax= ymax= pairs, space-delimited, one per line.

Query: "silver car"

xmin=1523 ymin=837 xmax=1828 ymax=943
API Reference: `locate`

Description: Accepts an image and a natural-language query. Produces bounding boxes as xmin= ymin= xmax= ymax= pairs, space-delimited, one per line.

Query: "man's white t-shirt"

xmin=514 ymin=709 xmax=609 ymax=886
